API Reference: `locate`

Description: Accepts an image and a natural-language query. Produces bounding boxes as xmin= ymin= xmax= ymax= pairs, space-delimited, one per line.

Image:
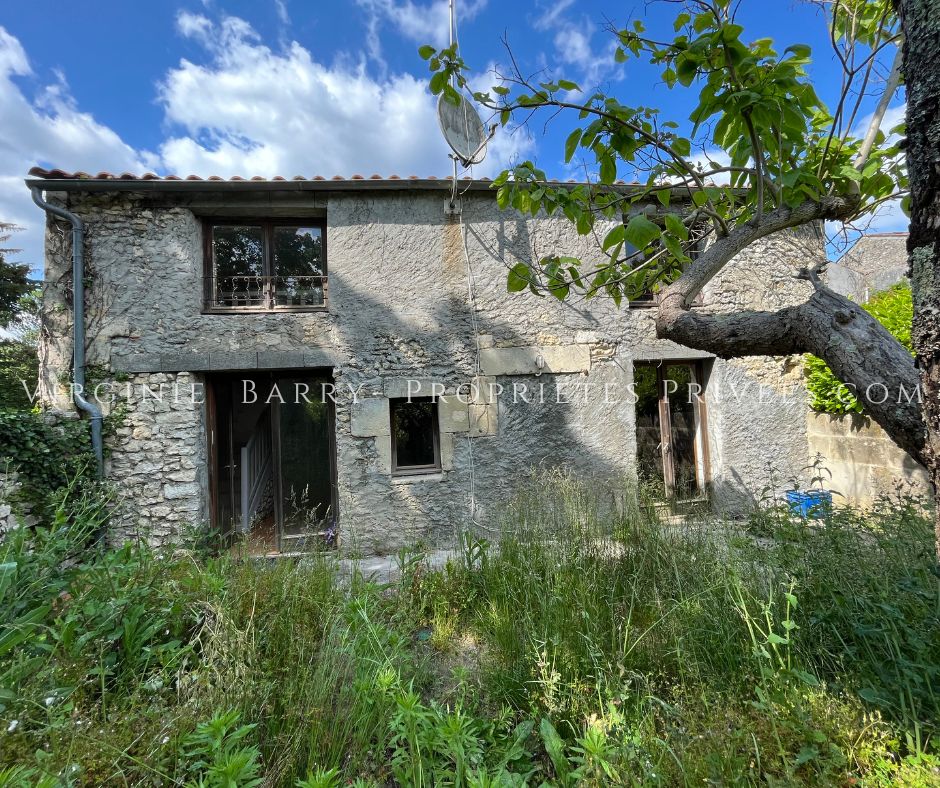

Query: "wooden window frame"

xmin=635 ymin=360 xmax=711 ymax=499
xmin=202 ymin=218 xmax=328 ymax=314
xmin=390 ymin=397 xmax=442 ymax=476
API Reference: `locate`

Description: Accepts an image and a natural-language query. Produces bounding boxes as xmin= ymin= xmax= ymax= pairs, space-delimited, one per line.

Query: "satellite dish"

xmin=437 ymin=93 xmax=488 ymax=166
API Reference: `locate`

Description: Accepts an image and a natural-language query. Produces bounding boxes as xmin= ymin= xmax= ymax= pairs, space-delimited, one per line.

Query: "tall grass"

xmin=1 ymin=470 xmax=938 ymax=785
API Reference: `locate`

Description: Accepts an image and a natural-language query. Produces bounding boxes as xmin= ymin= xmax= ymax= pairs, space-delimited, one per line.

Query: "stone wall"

xmin=806 ymin=412 xmax=931 ymax=506
xmin=39 ymin=186 xmax=818 ymax=553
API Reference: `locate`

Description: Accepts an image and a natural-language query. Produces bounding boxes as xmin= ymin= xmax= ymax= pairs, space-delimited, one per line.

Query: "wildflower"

xmin=44 ymin=695 xmax=55 ymax=706
xmin=7 ymin=719 xmax=18 ymax=733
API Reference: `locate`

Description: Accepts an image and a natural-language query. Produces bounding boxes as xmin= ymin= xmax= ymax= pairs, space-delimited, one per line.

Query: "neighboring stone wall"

xmin=38 ymin=187 xmax=819 ymax=553
xmin=807 ymin=412 xmax=931 ymax=506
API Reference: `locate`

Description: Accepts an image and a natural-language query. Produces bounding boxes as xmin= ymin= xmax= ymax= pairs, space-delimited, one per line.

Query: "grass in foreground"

xmin=1 ymin=472 xmax=938 ymax=786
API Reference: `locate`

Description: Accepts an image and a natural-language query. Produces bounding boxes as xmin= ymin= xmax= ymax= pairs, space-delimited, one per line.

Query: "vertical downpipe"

xmin=30 ymin=187 xmax=104 ymax=477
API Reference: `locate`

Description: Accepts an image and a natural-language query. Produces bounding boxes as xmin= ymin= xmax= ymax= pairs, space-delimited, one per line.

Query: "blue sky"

xmin=0 ymin=0 xmax=905 ymax=273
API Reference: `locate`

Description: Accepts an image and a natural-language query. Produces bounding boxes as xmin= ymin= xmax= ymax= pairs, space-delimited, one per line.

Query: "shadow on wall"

xmin=324 ymin=263 xmax=632 ymax=555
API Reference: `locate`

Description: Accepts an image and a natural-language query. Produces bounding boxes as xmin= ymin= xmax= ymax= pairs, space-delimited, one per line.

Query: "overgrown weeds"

xmin=1 ymin=470 xmax=937 ymax=785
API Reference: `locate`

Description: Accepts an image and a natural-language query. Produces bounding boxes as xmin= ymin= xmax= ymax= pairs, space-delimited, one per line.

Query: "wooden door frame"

xmin=636 ymin=360 xmax=712 ymax=499
xmin=206 ymin=370 xmax=339 ymax=551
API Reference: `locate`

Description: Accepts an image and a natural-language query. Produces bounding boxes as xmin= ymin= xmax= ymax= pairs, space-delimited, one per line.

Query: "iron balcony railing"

xmin=203 ymin=274 xmax=328 ymax=312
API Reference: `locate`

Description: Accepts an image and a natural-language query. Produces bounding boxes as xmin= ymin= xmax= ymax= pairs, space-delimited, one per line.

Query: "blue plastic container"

xmin=785 ymin=489 xmax=832 ymax=519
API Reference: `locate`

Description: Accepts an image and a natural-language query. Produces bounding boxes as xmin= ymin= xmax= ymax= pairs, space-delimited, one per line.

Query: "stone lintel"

xmin=479 ymin=345 xmax=591 ymax=376
xmin=351 ymin=397 xmax=391 ymax=437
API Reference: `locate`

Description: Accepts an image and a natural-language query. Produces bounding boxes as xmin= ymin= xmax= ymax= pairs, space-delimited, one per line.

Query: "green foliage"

xmin=2 ymin=471 xmax=937 ymax=785
xmin=806 ymin=284 xmax=912 ymax=413
xmin=418 ymin=2 xmax=906 ymax=306
xmin=0 ymin=341 xmax=38 ymax=411
xmin=0 ymin=410 xmax=93 ymax=514
xmin=0 ymin=223 xmax=31 ymax=327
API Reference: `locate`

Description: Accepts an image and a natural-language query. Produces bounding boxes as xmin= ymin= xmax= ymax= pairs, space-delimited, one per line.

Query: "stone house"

xmin=824 ymin=231 xmax=909 ymax=303
xmin=28 ymin=167 xmax=815 ymax=555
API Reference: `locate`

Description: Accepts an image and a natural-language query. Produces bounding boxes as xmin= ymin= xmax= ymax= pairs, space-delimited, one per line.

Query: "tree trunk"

xmin=898 ymin=0 xmax=940 ymax=565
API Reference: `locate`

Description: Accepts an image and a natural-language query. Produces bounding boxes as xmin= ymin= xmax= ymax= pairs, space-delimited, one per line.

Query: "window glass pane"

xmin=212 ymin=225 xmax=264 ymax=307
xmin=392 ymin=399 xmax=437 ymax=469
xmin=273 ymin=226 xmax=324 ymax=306
xmin=633 ymin=365 xmax=663 ymax=488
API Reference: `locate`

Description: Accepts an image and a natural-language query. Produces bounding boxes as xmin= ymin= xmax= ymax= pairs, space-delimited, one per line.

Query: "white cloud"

xmin=530 ymin=1 xmax=622 ymax=92
xmin=356 ymin=0 xmax=487 ymax=70
xmin=158 ymin=12 xmax=526 ymax=179
xmin=2 ymin=11 xmax=531 ymax=275
xmin=851 ymin=103 xmax=905 ymax=141
xmin=0 ymin=26 xmax=151 ymax=273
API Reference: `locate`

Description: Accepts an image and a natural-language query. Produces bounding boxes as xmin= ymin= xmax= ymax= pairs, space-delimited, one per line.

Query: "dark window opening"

xmin=634 ymin=361 xmax=710 ymax=501
xmin=625 ymin=221 xmax=706 ymax=307
xmin=204 ymin=220 xmax=327 ymax=312
xmin=390 ymin=397 xmax=441 ymax=475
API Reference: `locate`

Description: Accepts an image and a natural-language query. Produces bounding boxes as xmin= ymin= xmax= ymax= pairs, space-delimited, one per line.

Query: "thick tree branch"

xmin=654 ymin=195 xmax=926 ymax=464
xmin=656 ymin=288 xmax=925 ymax=464
xmin=657 ymin=196 xmax=858 ymax=310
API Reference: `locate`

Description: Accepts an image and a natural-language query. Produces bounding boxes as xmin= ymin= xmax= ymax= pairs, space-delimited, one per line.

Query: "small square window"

xmin=390 ymin=397 xmax=441 ymax=475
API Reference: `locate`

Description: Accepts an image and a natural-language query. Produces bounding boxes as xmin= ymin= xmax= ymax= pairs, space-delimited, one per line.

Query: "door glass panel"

xmin=277 ymin=377 xmax=333 ymax=541
xmin=273 ymin=226 xmax=324 ymax=307
xmin=665 ymin=365 xmax=700 ymax=499
xmin=634 ymin=365 xmax=664 ymax=489
xmin=211 ymin=225 xmax=265 ymax=307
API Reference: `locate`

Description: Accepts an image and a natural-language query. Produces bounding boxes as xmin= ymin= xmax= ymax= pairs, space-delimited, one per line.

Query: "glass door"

xmin=272 ymin=376 xmax=335 ymax=552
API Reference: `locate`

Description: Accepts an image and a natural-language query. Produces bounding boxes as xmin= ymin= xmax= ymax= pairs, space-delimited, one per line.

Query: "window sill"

xmin=391 ymin=472 xmax=444 ymax=484
xmin=202 ymin=306 xmax=329 ymax=315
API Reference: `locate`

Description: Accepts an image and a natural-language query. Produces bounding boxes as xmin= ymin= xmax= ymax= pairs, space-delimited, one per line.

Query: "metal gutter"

xmin=29 ymin=187 xmax=104 ymax=478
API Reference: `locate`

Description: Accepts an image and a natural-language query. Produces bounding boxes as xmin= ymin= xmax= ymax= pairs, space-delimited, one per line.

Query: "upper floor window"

xmin=203 ymin=219 xmax=327 ymax=312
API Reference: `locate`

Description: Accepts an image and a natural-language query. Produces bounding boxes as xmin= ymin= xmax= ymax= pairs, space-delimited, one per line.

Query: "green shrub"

xmin=0 ymin=410 xmax=94 ymax=518
xmin=806 ymin=283 xmax=913 ymax=413
xmin=2 ymin=470 xmax=938 ymax=785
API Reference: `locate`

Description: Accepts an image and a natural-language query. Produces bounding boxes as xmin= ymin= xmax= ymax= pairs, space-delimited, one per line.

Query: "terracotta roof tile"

xmin=25 ymin=166 xmax=648 ymax=190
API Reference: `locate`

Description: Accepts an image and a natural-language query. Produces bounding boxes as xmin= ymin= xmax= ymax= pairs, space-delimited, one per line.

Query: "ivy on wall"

xmin=805 ymin=283 xmax=913 ymax=414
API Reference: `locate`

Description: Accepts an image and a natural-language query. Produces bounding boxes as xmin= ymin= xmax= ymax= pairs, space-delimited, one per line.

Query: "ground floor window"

xmin=390 ymin=397 xmax=441 ymax=475
xmin=634 ymin=361 xmax=710 ymax=500
xmin=208 ymin=372 xmax=336 ymax=555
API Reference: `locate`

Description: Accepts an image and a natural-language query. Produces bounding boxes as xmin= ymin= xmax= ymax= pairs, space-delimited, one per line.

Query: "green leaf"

xmin=507 ymin=263 xmax=531 ymax=292
xmin=664 ymin=213 xmax=688 ymax=240
xmin=691 ymin=190 xmax=709 ymax=207
xmin=693 ymin=11 xmax=715 ymax=32
xmin=564 ymin=128 xmax=583 ymax=163
xmin=429 ymin=71 xmax=446 ymax=95
xmin=540 ymin=718 xmax=571 ymax=781
xmin=623 ymin=214 xmax=661 ymax=249
xmin=655 ymin=188 xmax=671 ymax=207
xmin=557 ymin=79 xmax=580 ymax=92
xmin=418 ymin=45 xmax=436 ymax=60
xmin=676 ymin=56 xmax=698 ymax=87
xmin=673 ymin=12 xmax=691 ymax=31
xmin=602 ymin=224 xmax=625 ymax=251
xmin=599 ymin=154 xmax=617 ymax=184
xmin=672 ymin=137 xmax=691 ymax=157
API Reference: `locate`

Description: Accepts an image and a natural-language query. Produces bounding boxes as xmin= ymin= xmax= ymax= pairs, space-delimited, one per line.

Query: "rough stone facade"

xmin=824 ymin=232 xmax=909 ymax=302
xmin=37 ymin=179 xmax=818 ymax=554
